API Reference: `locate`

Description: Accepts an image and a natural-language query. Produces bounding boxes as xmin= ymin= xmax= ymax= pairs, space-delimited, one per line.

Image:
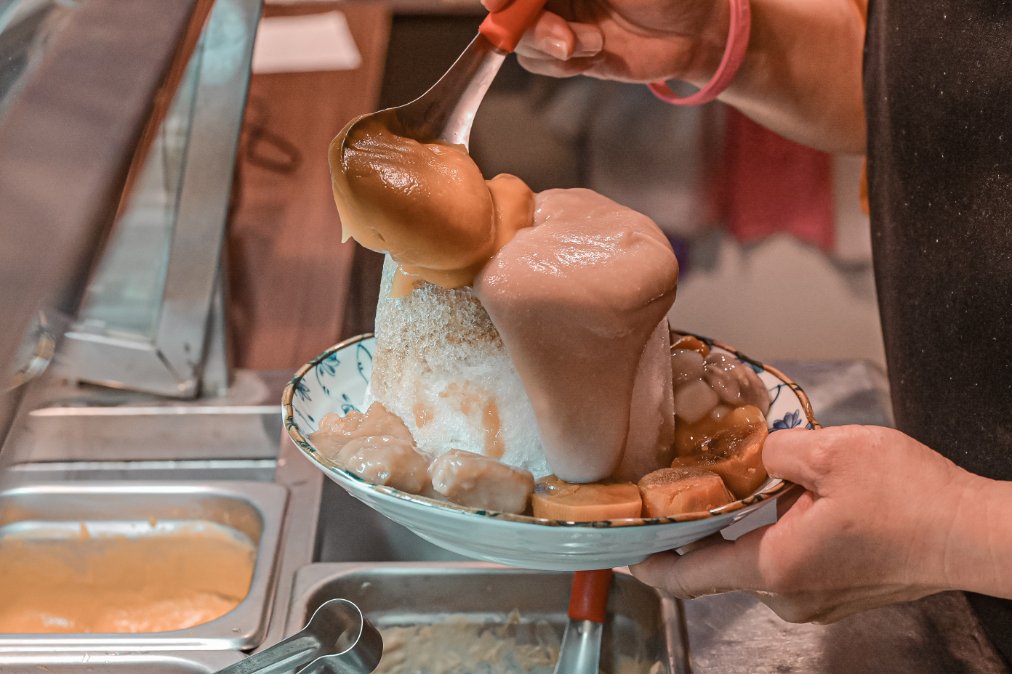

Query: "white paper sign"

xmin=252 ymin=11 xmax=362 ymax=74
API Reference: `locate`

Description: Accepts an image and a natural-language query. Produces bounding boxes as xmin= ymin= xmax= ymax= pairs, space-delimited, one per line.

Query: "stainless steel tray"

xmin=0 ymin=650 xmax=242 ymax=672
xmin=288 ymin=562 xmax=689 ymax=674
xmin=0 ymin=480 xmax=287 ymax=652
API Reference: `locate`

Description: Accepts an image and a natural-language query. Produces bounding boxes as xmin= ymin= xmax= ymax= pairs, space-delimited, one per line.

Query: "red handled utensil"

xmin=383 ymin=0 xmax=547 ymax=147
xmin=553 ymin=569 xmax=614 ymax=674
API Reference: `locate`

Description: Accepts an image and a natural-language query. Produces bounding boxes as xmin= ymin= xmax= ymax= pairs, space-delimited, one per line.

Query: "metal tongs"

xmin=216 ymin=599 xmax=383 ymax=674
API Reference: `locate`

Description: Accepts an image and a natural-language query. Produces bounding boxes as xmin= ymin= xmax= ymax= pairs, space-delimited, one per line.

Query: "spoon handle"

xmin=215 ymin=633 xmax=322 ymax=674
xmin=568 ymin=569 xmax=613 ymax=622
xmin=479 ymin=0 xmax=548 ymax=52
xmin=553 ymin=570 xmax=613 ymax=674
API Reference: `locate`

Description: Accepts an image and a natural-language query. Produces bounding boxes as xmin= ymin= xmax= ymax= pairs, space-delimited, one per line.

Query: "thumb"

xmin=762 ymin=427 xmax=848 ymax=493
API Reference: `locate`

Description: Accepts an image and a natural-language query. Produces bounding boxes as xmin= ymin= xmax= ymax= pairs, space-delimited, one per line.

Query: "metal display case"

xmin=0 ymin=0 xmax=208 ymax=443
xmin=60 ymin=0 xmax=261 ymax=399
xmin=0 ymin=0 xmax=260 ymax=452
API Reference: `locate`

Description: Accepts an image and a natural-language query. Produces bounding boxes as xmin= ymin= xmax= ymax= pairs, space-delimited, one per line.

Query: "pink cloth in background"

xmin=718 ymin=109 xmax=835 ymax=251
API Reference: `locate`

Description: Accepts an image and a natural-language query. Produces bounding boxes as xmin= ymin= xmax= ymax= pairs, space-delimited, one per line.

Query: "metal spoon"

xmin=360 ymin=0 xmax=546 ymax=148
xmin=215 ymin=598 xmax=383 ymax=674
xmin=553 ymin=569 xmax=614 ymax=674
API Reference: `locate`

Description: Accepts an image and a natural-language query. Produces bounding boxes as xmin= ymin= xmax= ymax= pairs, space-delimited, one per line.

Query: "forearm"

xmin=507 ymin=0 xmax=867 ymax=151
xmin=942 ymin=475 xmax=1012 ymax=599
xmin=689 ymin=0 xmax=868 ymax=153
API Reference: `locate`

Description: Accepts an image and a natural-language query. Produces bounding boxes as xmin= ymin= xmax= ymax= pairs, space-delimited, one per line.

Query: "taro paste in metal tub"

xmin=0 ymin=481 xmax=286 ymax=652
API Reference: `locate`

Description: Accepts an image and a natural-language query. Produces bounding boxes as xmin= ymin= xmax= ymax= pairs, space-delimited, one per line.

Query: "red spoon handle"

xmin=478 ymin=0 xmax=548 ymax=53
xmin=567 ymin=569 xmax=613 ymax=623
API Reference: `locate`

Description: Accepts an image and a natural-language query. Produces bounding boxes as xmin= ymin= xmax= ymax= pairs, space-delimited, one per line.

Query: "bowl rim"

xmin=282 ymin=329 xmax=820 ymax=529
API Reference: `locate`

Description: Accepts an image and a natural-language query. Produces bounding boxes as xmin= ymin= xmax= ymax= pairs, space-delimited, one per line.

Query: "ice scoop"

xmin=554 ymin=569 xmax=614 ymax=674
xmin=215 ymin=598 xmax=382 ymax=674
xmin=362 ymin=0 xmax=546 ymax=147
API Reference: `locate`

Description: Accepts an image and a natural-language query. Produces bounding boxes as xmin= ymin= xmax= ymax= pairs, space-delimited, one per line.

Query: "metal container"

xmin=0 ymin=651 xmax=242 ymax=672
xmin=288 ymin=562 xmax=690 ymax=674
xmin=0 ymin=480 xmax=287 ymax=652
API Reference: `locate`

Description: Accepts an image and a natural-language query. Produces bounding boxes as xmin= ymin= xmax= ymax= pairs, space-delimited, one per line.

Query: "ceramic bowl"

xmin=283 ymin=331 xmax=818 ymax=571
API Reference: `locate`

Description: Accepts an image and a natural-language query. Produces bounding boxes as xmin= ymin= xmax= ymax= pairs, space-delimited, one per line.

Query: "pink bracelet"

xmin=648 ymin=0 xmax=751 ymax=105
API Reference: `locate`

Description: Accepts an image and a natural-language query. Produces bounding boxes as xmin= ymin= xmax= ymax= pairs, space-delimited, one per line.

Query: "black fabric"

xmin=864 ymin=0 xmax=1012 ymax=664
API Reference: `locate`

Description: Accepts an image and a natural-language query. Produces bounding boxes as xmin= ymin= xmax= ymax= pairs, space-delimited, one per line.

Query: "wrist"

xmin=935 ymin=472 xmax=1012 ymax=598
xmin=681 ymin=0 xmax=734 ymax=85
xmin=649 ymin=0 xmax=750 ymax=105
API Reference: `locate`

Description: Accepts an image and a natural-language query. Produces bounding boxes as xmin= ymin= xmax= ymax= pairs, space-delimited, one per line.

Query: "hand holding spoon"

xmin=359 ymin=0 xmax=547 ymax=147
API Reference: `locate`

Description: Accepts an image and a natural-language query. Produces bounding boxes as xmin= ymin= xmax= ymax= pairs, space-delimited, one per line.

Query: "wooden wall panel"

xmin=227 ymin=2 xmax=391 ymax=370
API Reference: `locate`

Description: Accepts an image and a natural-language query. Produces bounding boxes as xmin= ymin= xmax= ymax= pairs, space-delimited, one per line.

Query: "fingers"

xmin=514 ymin=12 xmax=603 ymax=62
xmin=516 ymin=53 xmax=601 ymax=78
xmin=630 ymin=528 xmax=768 ymax=599
xmin=632 ymin=428 xmax=856 ymax=601
xmin=480 ymin=0 xmax=511 ymax=11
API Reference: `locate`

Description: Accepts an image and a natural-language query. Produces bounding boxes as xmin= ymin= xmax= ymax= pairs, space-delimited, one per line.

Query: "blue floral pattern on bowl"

xmin=282 ymin=330 xmax=820 ymax=570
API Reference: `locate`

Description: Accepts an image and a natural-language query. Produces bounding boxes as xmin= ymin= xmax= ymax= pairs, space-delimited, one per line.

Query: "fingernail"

xmin=571 ymin=24 xmax=603 ymax=58
xmin=542 ymin=37 xmax=570 ymax=60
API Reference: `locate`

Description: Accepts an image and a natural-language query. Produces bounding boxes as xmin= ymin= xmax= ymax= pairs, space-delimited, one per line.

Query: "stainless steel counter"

xmin=684 ymin=590 xmax=1007 ymax=673
xmin=0 ymin=368 xmax=319 ymax=670
xmin=1 ymin=359 xmax=1007 ymax=672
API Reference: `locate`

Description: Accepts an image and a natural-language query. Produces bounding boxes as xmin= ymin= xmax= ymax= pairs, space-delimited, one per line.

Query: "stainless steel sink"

xmin=287 ymin=562 xmax=690 ymax=674
xmin=0 ymin=480 xmax=286 ymax=652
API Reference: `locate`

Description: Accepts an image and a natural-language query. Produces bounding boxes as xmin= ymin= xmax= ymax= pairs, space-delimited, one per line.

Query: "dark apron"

xmin=864 ymin=0 xmax=1012 ymax=663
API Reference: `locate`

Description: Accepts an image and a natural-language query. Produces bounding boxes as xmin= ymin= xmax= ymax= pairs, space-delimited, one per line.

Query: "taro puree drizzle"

xmin=330 ymin=113 xmax=678 ymax=482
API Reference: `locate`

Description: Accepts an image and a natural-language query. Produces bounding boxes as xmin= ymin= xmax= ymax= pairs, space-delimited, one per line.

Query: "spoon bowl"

xmin=215 ymin=598 xmax=382 ymax=674
xmin=352 ymin=0 xmax=546 ymax=148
